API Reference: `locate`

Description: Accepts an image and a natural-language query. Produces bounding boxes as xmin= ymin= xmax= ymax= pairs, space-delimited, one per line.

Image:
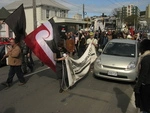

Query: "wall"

xmin=0 ymin=21 xmax=14 ymax=38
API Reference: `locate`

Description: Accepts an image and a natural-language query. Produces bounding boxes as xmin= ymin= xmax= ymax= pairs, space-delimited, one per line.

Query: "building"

xmin=117 ymin=5 xmax=140 ymax=22
xmin=145 ymin=4 xmax=150 ymax=31
xmin=4 ymin=0 xmax=89 ymax=34
xmin=126 ymin=5 xmax=140 ymax=17
xmin=5 ymin=0 xmax=69 ymax=34
xmin=0 ymin=7 xmax=13 ymax=39
xmin=73 ymin=13 xmax=82 ymax=20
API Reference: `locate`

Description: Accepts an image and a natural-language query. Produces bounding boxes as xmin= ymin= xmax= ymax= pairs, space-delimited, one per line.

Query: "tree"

xmin=112 ymin=8 xmax=120 ymax=17
xmin=124 ymin=15 xmax=138 ymax=26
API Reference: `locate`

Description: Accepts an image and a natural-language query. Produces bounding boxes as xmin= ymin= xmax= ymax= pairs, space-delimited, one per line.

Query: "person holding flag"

xmin=54 ymin=40 xmax=69 ymax=93
xmin=1 ymin=4 xmax=26 ymax=87
xmin=2 ymin=38 xmax=26 ymax=87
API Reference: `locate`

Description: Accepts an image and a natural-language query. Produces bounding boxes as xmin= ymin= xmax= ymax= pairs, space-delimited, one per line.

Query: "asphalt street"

xmin=0 ymin=59 xmax=137 ymax=113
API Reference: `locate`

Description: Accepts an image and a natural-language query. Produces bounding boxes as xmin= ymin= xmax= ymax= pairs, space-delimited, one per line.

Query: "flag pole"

xmin=33 ymin=0 xmax=37 ymax=29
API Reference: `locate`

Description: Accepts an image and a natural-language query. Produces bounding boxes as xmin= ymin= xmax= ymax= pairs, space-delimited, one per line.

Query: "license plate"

xmin=108 ymin=71 xmax=117 ymax=76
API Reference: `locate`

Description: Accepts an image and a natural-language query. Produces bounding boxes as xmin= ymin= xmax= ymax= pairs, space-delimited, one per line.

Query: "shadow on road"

xmin=3 ymin=107 xmax=15 ymax=113
xmin=113 ymin=87 xmax=130 ymax=113
xmin=0 ymin=85 xmax=8 ymax=91
xmin=61 ymin=92 xmax=108 ymax=103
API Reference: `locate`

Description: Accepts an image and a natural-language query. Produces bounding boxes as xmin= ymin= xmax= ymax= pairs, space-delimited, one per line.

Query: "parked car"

xmin=94 ymin=39 xmax=139 ymax=82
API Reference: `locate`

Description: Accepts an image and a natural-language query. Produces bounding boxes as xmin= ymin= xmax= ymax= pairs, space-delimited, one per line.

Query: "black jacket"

xmin=134 ymin=55 xmax=150 ymax=92
xmin=138 ymin=55 xmax=150 ymax=85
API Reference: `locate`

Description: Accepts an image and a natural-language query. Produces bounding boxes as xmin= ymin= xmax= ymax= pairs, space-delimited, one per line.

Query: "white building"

xmin=5 ymin=0 xmax=69 ymax=34
xmin=126 ymin=5 xmax=140 ymax=17
xmin=73 ymin=13 xmax=82 ymax=20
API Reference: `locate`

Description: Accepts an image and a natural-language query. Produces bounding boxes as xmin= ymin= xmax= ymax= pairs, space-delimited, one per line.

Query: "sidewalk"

xmin=126 ymin=92 xmax=141 ymax=113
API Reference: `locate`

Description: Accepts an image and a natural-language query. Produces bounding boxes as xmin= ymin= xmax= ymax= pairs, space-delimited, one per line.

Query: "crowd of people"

xmin=61 ymin=28 xmax=149 ymax=59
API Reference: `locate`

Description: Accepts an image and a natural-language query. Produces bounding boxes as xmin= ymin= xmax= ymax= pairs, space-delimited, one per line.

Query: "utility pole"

xmin=33 ymin=0 xmax=37 ymax=29
xmin=83 ymin=4 xmax=85 ymax=19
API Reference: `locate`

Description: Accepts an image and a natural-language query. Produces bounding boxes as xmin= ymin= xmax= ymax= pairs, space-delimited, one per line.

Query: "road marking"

xmin=24 ymin=67 xmax=50 ymax=77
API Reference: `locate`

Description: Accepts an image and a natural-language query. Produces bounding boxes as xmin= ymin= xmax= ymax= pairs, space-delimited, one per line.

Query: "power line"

xmin=58 ymin=0 xmax=82 ymax=8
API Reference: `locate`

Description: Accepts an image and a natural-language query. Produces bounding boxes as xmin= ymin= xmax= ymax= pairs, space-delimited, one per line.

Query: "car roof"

xmin=109 ymin=39 xmax=137 ymax=44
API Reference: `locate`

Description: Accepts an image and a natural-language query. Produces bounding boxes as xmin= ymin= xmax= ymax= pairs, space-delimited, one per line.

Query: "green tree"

xmin=124 ymin=15 xmax=138 ymax=26
xmin=111 ymin=8 xmax=120 ymax=17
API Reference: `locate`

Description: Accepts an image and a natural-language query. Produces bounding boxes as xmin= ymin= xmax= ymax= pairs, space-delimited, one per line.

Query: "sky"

xmin=0 ymin=0 xmax=150 ymax=17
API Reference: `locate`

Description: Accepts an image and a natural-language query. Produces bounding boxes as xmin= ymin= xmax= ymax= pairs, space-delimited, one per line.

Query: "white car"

xmin=94 ymin=39 xmax=139 ymax=82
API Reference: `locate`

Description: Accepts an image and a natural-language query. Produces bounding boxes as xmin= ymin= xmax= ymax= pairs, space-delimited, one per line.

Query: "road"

xmin=0 ymin=59 xmax=135 ymax=113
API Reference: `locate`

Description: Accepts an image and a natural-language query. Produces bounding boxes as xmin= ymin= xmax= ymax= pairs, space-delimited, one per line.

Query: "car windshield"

xmin=103 ymin=42 xmax=135 ymax=57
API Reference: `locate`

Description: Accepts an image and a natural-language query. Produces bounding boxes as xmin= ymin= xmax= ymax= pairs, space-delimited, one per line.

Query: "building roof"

xmin=5 ymin=0 xmax=69 ymax=11
xmin=0 ymin=7 xmax=10 ymax=20
xmin=53 ymin=16 xmax=91 ymax=24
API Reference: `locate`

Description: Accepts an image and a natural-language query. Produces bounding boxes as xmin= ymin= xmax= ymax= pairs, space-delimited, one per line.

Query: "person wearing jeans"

xmin=2 ymin=38 xmax=25 ymax=87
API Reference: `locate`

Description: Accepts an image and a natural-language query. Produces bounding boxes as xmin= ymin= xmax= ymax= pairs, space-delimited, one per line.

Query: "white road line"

xmin=24 ymin=67 xmax=50 ymax=77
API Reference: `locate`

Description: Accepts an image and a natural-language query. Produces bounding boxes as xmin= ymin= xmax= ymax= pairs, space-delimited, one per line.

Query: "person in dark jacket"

xmin=54 ymin=40 xmax=68 ymax=93
xmin=78 ymin=34 xmax=86 ymax=57
xmin=98 ymin=32 xmax=108 ymax=49
xmin=134 ymin=39 xmax=150 ymax=113
xmin=22 ymin=44 xmax=34 ymax=73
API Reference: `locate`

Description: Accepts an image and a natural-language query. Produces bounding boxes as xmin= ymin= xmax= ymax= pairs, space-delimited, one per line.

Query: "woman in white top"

xmin=86 ymin=32 xmax=98 ymax=48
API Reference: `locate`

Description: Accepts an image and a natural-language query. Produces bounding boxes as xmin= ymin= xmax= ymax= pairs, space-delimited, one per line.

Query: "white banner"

xmin=94 ymin=19 xmax=105 ymax=32
xmin=65 ymin=43 xmax=97 ymax=87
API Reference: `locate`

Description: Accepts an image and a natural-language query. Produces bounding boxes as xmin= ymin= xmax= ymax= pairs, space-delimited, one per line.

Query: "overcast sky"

xmin=0 ymin=0 xmax=149 ymax=17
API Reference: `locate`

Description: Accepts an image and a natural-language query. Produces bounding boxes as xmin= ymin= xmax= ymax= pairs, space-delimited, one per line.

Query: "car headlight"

xmin=95 ymin=58 xmax=103 ymax=68
xmin=126 ymin=61 xmax=136 ymax=70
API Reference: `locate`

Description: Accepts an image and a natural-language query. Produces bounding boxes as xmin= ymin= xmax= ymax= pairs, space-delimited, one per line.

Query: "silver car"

xmin=94 ymin=39 xmax=139 ymax=82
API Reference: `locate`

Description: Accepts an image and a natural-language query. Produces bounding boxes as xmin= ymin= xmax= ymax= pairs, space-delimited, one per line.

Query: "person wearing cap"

xmin=86 ymin=32 xmax=98 ymax=48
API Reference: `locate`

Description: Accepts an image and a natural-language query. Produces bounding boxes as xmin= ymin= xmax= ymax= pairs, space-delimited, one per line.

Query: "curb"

xmin=126 ymin=92 xmax=141 ymax=113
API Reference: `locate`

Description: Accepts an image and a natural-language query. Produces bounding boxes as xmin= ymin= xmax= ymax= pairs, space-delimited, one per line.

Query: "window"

xmin=0 ymin=23 xmax=6 ymax=37
xmin=9 ymin=30 xmax=13 ymax=38
xmin=0 ymin=32 xmax=6 ymax=37
xmin=46 ymin=9 xmax=49 ymax=19
xmin=55 ymin=10 xmax=57 ymax=16
xmin=60 ymin=10 xmax=66 ymax=18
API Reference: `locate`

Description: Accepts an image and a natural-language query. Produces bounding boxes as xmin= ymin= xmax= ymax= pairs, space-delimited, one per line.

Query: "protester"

xmin=99 ymin=32 xmax=108 ymax=49
xmin=85 ymin=31 xmax=90 ymax=40
xmin=78 ymin=33 xmax=86 ymax=57
xmin=94 ymin=30 xmax=99 ymax=39
xmin=65 ymin=32 xmax=75 ymax=57
xmin=21 ymin=42 xmax=34 ymax=73
xmin=87 ymin=32 xmax=98 ymax=48
xmin=132 ymin=34 xmax=138 ymax=40
xmin=2 ymin=38 xmax=26 ymax=87
xmin=54 ymin=40 xmax=68 ymax=93
xmin=134 ymin=39 xmax=150 ymax=113
xmin=74 ymin=33 xmax=79 ymax=55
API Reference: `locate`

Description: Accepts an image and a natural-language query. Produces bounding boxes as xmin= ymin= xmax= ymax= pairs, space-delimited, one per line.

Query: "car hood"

xmin=99 ymin=54 xmax=137 ymax=68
